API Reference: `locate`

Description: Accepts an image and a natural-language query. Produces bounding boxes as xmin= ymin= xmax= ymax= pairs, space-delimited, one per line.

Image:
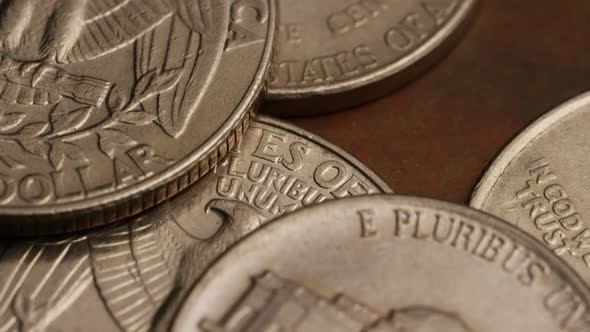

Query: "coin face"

xmin=265 ymin=0 xmax=476 ymax=115
xmin=0 ymin=0 xmax=275 ymax=235
xmin=0 ymin=117 xmax=390 ymax=332
xmin=471 ymin=92 xmax=590 ymax=289
xmin=173 ymin=195 xmax=590 ymax=332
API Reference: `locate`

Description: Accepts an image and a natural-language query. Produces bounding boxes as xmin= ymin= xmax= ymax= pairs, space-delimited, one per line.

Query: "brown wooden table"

xmin=263 ymin=0 xmax=590 ymax=204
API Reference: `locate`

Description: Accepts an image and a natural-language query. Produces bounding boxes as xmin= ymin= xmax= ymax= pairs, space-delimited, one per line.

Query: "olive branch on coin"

xmin=0 ymin=1 xmax=213 ymax=174
xmin=0 ymin=69 xmax=181 ymax=171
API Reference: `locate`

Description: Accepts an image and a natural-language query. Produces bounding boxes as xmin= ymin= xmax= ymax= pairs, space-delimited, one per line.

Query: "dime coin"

xmin=265 ymin=0 xmax=476 ymax=115
xmin=471 ymin=92 xmax=590 ymax=288
xmin=0 ymin=0 xmax=275 ymax=236
xmin=174 ymin=195 xmax=590 ymax=332
xmin=0 ymin=116 xmax=391 ymax=332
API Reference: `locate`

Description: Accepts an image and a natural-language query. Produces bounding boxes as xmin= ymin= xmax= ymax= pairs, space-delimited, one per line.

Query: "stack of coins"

xmin=0 ymin=1 xmax=589 ymax=331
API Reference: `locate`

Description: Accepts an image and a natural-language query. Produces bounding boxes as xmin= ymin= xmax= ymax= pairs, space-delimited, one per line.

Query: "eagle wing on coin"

xmin=0 ymin=238 xmax=92 ymax=332
xmin=0 ymin=0 xmax=222 ymax=137
xmin=0 ymin=219 xmax=183 ymax=332
xmin=87 ymin=218 xmax=180 ymax=332
xmin=0 ymin=208 xmax=263 ymax=332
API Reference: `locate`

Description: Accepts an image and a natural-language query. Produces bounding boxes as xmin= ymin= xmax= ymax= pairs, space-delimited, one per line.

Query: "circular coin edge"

xmin=1 ymin=0 xmax=278 ymax=236
xmin=173 ymin=194 xmax=590 ymax=331
xmin=470 ymin=91 xmax=590 ymax=209
xmin=265 ymin=0 xmax=477 ymax=99
xmin=255 ymin=115 xmax=393 ymax=193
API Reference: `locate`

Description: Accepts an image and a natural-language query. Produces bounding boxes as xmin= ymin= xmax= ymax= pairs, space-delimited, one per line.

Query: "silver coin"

xmin=265 ymin=0 xmax=476 ymax=115
xmin=174 ymin=195 xmax=590 ymax=332
xmin=0 ymin=116 xmax=390 ymax=332
xmin=0 ymin=0 xmax=275 ymax=235
xmin=471 ymin=92 xmax=590 ymax=289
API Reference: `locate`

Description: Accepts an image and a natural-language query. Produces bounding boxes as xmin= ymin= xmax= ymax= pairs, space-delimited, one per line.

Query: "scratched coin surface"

xmin=174 ymin=195 xmax=590 ymax=332
xmin=0 ymin=116 xmax=391 ymax=332
xmin=0 ymin=0 xmax=275 ymax=235
xmin=471 ymin=92 xmax=590 ymax=290
xmin=266 ymin=0 xmax=476 ymax=115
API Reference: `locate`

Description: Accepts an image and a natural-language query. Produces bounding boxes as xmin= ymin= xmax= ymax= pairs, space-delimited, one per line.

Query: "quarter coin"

xmin=0 ymin=0 xmax=275 ymax=235
xmin=472 ymin=92 xmax=590 ymax=288
xmin=173 ymin=195 xmax=590 ymax=332
xmin=0 ymin=117 xmax=390 ymax=332
xmin=266 ymin=0 xmax=476 ymax=115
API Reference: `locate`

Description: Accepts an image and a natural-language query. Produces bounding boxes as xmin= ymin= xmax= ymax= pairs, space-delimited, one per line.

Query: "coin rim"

xmin=470 ymin=91 xmax=590 ymax=209
xmin=1 ymin=0 xmax=277 ymax=236
xmin=255 ymin=115 xmax=393 ymax=194
xmin=159 ymin=115 xmax=392 ymax=330
xmin=266 ymin=0 xmax=477 ymax=99
xmin=173 ymin=194 xmax=590 ymax=331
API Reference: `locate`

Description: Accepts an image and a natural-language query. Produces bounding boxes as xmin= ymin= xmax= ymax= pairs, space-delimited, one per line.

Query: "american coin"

xmin=173 ymin=195 xmax=590 ymax=332
xmin=471 ymin=92 xmax=590 ymax=289
xmin=0 ymin=116 xmax=391 ymax=332
xmin=265 ymin=0 xmax=476 ymax=115
xmin=0 ymin=0 xmax=275 ymax=236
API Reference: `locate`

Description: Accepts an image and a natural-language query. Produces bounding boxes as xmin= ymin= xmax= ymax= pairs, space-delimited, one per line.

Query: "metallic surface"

xmin=174 ymin=195 xmax=590 ymax=332
xmin=0 ymin=117 xmax=391 ymax=332
xmin=471 ymin=92 xmax=590 ymax=287
xmin=275 ymin=0 xmax=590 ymax=204
xmin=266 ymin=0 xmax=476 ymax=115
xmin=0 ymin=0 xmax=275 ymax=235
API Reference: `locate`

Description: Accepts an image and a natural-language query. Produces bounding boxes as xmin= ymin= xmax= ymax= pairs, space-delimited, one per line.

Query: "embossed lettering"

xmin=226 ymin=0 xmax=268 ymax=50
xmin=278 ymin=24 xmax=303 ymax=43
xmin=327 ymin=0 xmax=390 ymax=34
xmin=127 ymin=145 xmax=173 ymax=177
xmin=0 ymin=173 xmax=16 ymax=203
xmin=529 ymin=158 xmax=558 ymax=184
xmin=432 ymin=213 xmax=456 ymax=243
xmin=450 ymin=221 xmax=476 ymax=251
xmin=18 ymin=174 xmax=52 ymax=203
xmin=515 ymin=157 xmax=590 ymax=266
xmin=388 ymin=208 xmax=547 ymax=287
xmin=314 ymin=160 xmax=349 ymax=189
xmin=281 ymin=142 xmax=309 ymax=171
xmin=253 ymin=129 xmax=287 ymax=163
xmin=113 ymin=157 xmax=143 ymax=187
xmin=545 ymin=284 xmax=590 ymax=331
xmin=272 ymin=45 xmax=378 ymax=87
xmin=333 ymin=173 xmax=377 ymax=198
xmin=358 ymin=208 xmax=377 ymax=238
xmin=479 ymin=234 xmax=506 ymax=262
xmin=384 ymin=0 xmax=456 ymax=53
xmin=51 ymin=166 xmax=87 ymax=200
xmin=423 ymin=0 xmax=459 ymax=25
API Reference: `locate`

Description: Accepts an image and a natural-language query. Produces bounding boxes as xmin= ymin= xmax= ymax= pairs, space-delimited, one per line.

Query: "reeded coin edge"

xmin=158 ymin=115 xmax=392 ymax=330
xmin=174 ymin=194 xmax=590 ymax=330
xmin=6 ymin=109 xmax=257 ymax=237
xmin=255 ymin=115 xmax=393 ymax=194
xmin=470 ymin=91 xmax=590 ymax=209
xmin=160 ymin=115 xmax=394 ymax=330
xmin=266 ymin=0 xmax=477 ymax=99
xmin=1 ymin=0 xmax=278 ymax=237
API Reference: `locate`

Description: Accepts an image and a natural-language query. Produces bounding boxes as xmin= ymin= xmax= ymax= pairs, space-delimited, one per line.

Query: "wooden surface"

xmin=263 ymin=0 xmax=590 ymax=204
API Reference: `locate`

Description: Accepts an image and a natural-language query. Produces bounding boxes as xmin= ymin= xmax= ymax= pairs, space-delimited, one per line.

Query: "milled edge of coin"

xmin=266 ymin=0 xmax=477 ymax=100
xmin=255 ymin=115 xmax=393 ymax=193
xmin=173 ymin=195 xmax=590 ymax=330
xmin=471 ymin=91 xmax=590 ymax=209
xmin=3 ymin=1 xmax=278 ymax=237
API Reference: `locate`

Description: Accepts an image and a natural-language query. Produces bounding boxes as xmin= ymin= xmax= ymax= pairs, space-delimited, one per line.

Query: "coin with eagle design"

xmin=0 ymin=0 xmax=275 ymax=235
